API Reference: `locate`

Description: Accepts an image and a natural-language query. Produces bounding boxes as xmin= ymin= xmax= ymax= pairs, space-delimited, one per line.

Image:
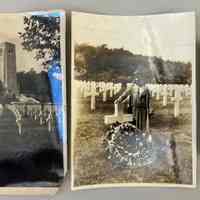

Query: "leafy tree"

xmin=17 ymin=69 xmax=51 ymax=102
xmin=19 ymin=15 xmax=60 ymax=67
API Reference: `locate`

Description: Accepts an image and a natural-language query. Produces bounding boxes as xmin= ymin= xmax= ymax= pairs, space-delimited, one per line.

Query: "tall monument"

xmin=0 ymin=42 xmax=17 ymax=95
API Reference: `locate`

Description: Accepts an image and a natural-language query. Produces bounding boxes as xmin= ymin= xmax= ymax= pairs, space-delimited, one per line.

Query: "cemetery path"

xmin=0 ymin=107 xmax=19 ymax=140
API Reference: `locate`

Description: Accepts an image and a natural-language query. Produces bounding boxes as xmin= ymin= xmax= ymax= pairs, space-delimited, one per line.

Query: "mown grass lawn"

xmin=73 ymin=95 xmax=193 ymax=187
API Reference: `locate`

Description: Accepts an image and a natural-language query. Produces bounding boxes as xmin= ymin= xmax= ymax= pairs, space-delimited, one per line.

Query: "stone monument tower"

xmin=0 ymin=42 xmax=17 ymax=95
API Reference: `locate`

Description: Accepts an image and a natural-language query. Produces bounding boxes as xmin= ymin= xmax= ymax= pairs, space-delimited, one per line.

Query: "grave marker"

xmin=104 ymin=103 xmax=132 ymax=124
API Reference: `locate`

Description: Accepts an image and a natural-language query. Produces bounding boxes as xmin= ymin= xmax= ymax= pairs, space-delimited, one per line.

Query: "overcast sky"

xmin=72 ymin=12 xmax=195 ymax=66
xmin=0 ymin=12 xmax=195 ymax=72
xmin=0 ymin=13 xmax=44 ymax=72
xmin=0 ymin=11 xmax=62 ymax=72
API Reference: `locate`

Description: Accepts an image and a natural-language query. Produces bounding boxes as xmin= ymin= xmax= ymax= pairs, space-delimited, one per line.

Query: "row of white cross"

xmin=7 ymin=104 xmax=56 ymax=135
xmin=146 ymin=83 xmax=192 ymax=117
xmin=75 ymin=80 xmax=122 ymax=110
xmin=75 ymin=80 xmax=192 ymax=118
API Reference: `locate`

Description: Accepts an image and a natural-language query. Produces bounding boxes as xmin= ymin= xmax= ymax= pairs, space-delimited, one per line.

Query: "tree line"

xmin=75 ymin=44 xmax=192 ymax=84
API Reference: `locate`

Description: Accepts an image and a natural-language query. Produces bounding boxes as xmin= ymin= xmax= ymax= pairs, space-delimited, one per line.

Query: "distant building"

xmin=0 ymin=42 xmax=17 ymax=95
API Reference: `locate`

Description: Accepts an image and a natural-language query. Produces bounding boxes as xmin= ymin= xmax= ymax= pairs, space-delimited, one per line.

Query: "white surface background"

xmin=0 ymin=0 xmax=199 ymax=199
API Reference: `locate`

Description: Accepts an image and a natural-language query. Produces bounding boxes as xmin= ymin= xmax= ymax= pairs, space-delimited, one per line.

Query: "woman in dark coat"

xmin=114 ymin=80 xmax=150 ymax=131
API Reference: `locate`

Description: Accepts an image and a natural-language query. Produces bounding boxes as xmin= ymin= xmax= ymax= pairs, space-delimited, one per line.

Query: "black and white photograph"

xmin=0 ymin=10 xmax=66 ymax=193
xmin=71 ymin=12 xmax=196 ymax=190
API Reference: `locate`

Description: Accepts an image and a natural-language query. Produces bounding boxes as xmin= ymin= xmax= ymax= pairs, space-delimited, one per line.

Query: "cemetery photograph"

xmin=71 ymin=12 xmax=196 ymax=189
xmin=0 ymin=11 xmax=65 ymax=187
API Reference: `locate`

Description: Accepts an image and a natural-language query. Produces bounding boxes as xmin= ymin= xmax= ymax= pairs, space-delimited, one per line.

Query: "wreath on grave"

xmin=104 ymin=122 xmax=154 ymax=168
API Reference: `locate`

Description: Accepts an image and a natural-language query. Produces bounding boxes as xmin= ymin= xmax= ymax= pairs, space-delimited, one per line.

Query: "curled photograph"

xmin=71 ymin=11 xmax=196 ymax=190
xmin=0 ymin=11 xmax=66 ymax=194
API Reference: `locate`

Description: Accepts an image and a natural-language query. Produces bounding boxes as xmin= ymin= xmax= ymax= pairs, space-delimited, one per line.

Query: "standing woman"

xmin=114 ymin=79 xmax=151 ymax=131
xmin=135 ymin=83 xmax=150 ymax=131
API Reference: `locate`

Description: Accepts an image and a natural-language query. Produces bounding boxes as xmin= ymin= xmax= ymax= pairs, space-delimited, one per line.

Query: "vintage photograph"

xmin=71 ymin=12 xmax=196 ymax=189
xmin=0 ymin=11 xmax=66 ymax=190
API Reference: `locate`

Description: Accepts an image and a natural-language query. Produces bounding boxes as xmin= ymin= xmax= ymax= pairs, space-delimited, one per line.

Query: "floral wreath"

xmin=104 ymin=122 xmax=154 ymax=168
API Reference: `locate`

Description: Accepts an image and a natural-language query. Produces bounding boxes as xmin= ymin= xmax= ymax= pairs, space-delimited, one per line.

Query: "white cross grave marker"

xmin=104 ymin=103 xmax=133 ymax=124
xmin=156 ymin=84 xmax=160 ymax=100
xmin=162 ymin=84 xmax=168 ymax=106
xmin=171 ymin=86 xmax=183 ymax=118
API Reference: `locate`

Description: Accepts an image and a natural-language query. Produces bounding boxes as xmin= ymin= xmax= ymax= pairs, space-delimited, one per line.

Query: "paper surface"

xmin=0 ymin=10 xmax=66 ymax=194
xmin=71 ymin=11 xmax=196 ymax=190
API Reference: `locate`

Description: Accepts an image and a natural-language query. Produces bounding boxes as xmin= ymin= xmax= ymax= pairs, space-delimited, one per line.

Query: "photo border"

xmin=0 ymin=9 xmax=67 ymax=196
xmin=70 ymin=11 xmax=197 ymax=190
